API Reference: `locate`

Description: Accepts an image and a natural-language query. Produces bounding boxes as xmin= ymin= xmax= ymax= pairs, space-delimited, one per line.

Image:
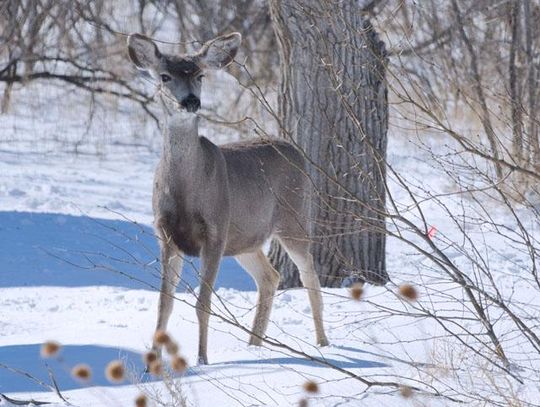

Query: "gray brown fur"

xmin=127 ymin=32 xmax=328 ymax=365
xmin=157 ymin=137 xmax=308 ymax=257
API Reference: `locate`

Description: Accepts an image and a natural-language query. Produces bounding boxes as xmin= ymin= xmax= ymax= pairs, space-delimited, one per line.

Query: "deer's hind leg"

xmin=235 ymin=249 xmax=280 ymax=346
xmin=278 ymin=235 xmax=329 ymax=347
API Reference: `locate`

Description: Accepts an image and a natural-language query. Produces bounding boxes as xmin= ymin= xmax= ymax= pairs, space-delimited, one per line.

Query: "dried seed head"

xmin=71 ymin=364 xmax=92 ymax=381
xmin=143 ymin=350 xmax=158 ymax=365
xmin=400 ymin=385 xmax=413 ymax=398
xmin=350 ymin=283 xmax=364 ymax=301
xmin=399 ymin=284 xmax=418 ymax=301
xmin=105 ymin=360 xmax=125 ymax=383
xmin=148 ymin=360 xmax=163 ymax=376
xmin=40 ymin=341 xmax=61 ymax=358
xmin=134 ymin=394 xmax=147 ymax=407
xmin=303 ymin=380 xmax=319 ymax=393
xmin=171 ymin=355 xmax=188 ymax=372
xmin=165 ymin=340 xmax=179 ymax=355
xmin=298 ymin=398 xmax=309 ymax=407
xmin=153 ymin=330 xmax=171 ymax=346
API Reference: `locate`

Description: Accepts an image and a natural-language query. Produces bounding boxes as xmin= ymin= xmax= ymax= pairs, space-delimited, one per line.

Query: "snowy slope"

xmin=1 ymin=82 xmax=539 ymax=406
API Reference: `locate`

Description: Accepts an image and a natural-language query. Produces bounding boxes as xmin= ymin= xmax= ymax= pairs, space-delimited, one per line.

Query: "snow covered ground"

xmin=0 ymin=137 xmax=402 ymax=406
xmin=1 ymin=79 xmax=539 ymax=407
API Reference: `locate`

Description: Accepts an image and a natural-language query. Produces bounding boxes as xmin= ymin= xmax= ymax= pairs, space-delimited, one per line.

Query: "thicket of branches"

xmin=2 ymin=1 xmax=538 ymax=171
xmin=371 ymin=0 xmax=540 ymax=176
xmin=0 ymin=0 xmax=275 ymax=132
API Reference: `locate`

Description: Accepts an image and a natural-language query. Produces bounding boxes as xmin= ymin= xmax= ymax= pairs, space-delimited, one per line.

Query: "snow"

xmin=1 ymin=83 xmax=539 ymax=406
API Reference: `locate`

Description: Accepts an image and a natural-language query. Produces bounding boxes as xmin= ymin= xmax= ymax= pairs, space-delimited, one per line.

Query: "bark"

xmin=523 ymin=0 xmax=539 ymax=167
xmin=268 ymin=0 xmax=388 ymax=288
xmin=509 ymin=0 xmax=523 ymax=163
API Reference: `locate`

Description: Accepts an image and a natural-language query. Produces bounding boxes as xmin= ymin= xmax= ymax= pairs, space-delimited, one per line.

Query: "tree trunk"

xmin=523 ymin=0 xmax=539 ymax=167
xmin=451 ymin=0 xmax=503 ymax=180
xmin=509 ymin=0 xmax=523 ymax=163
xmin=268 ymin=0 xmax=388 ymax=288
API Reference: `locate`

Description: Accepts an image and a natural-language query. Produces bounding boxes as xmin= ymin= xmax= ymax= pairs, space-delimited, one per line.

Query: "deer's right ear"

xmin=127 ymin=34 xmax=161 ymax=72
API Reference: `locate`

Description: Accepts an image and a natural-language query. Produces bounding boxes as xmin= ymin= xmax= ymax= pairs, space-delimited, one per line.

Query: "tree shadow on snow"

xmin=0 ymin=343 xmax=387 ymax=393
xmin=0 ymin=343 xmax=152 ymax=392
xmin=217 ymin=354 xmax=388 ymax=370
xmin=0 ymin=211 xmax=254 ymax=291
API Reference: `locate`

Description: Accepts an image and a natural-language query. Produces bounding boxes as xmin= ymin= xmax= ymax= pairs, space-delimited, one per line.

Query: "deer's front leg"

xmin=196 ymin=239 xmax=224 ymax=365
xmin=153 ymin=242 xmax=183 ymax=357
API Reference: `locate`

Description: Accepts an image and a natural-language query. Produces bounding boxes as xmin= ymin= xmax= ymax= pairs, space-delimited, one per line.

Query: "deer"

xmin=127 ymin=32 xmax=329 ymax=365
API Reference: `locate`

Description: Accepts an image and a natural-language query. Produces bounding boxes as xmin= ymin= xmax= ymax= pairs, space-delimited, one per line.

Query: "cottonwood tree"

xmin=268 ymin=0 xmax=389 ymax=288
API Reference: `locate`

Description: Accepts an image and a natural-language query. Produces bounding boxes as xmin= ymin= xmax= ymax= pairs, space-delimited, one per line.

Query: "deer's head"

xmin=127 ymin=32 xmax=241 ymax=113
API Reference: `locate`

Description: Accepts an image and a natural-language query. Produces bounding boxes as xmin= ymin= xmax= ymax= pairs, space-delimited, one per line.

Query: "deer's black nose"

xmin=181 ymin=94 xmax=200 ymax=112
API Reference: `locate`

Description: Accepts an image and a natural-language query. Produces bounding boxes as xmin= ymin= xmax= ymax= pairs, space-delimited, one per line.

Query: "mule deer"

xmin=127 ymin=32 xmax=328 ymax=365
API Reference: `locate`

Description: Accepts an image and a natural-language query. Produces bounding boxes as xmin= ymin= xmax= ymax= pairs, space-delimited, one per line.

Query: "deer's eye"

xmin=160 ymin=74 xmax=172 ymax=83
xmin=197 ymin=74 xmax=204 ymax=82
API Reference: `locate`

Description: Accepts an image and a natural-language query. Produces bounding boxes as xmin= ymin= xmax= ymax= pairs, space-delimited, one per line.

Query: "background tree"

xmin=372 ymin=0 xmax=540 ymax=176
xmin=267 ymin=0 xmax=389 ymax=288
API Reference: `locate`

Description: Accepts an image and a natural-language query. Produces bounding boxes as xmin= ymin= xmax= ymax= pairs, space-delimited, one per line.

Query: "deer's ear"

xmin=127 ymin=33 xmax=161 ymax=72
xmin=198 ymin=32 xmax=241 ymax=69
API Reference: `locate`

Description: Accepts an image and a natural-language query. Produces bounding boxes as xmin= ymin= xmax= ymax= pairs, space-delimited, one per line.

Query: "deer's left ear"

xmin=198 ymin=32 xmax=241 ymax=69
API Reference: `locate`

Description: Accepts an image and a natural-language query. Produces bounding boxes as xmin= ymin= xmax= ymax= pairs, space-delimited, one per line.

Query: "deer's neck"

xmin=161 ymin=110 xmax=200 ymax=166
